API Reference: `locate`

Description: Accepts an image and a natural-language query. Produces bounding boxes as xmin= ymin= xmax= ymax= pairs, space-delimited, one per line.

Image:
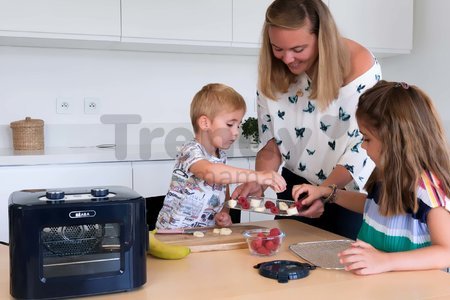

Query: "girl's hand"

xmin=255 ymin=170 xmax=287 ymax=193
xmin=214 ymin=212 xmax=232 ymax=227
xmin=338 ymin=240 xmax=391 ymax=275
xmin=292 ymin=184 xmax=328 ymax=218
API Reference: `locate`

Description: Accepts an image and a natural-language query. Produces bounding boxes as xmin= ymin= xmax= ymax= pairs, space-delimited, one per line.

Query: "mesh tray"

xmin=289 ymin=240 xmax=354 ymax=270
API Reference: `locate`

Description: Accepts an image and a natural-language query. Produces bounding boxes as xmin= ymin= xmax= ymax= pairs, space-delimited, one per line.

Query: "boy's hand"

xmin=214 ymin=212 xmax=232 ymax=227
xmin=256 ymin=170 xmax=286 ymax=193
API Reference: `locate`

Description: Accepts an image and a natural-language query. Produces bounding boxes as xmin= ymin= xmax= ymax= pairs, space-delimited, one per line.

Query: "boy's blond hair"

xmin=190 ymin=83 xmax=247 ymax=133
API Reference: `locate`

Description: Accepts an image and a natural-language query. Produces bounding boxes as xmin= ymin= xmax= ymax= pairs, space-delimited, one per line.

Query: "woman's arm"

xmin=230 ymin=139 xmax=282 ymax=198
xmin=292 ymin=184 xmax=366 ymax=214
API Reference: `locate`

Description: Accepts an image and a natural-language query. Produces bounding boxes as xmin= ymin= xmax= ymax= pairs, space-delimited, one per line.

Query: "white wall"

xmin=379 ymin=0 xmax=450 ymax=135
xmin=1 ymin=0 xmax=449 ymax=148
xmin=0 ymin=47 xmax=258 ymax=148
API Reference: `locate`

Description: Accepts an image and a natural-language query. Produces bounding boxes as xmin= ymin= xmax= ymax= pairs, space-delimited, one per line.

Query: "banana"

xmin=148 ymin=230 xmax=191 ymax=260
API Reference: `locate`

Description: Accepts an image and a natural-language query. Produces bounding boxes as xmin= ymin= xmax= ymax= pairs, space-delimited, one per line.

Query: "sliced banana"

xmin=250 ymin=198 xmax=261 ymax=208
xmin=213 ymin=228 xmax=221 ymax=234
xmin=286 ymin=206 xmax=299 ymax=216
xmin=193 ymin=231 xmax=205 ymax=238
xmin=253 ymin=206 xmax=265 ymax=212
xmin=219 ymin=228 xmax=233 ymax=235
xmin=278 ymin=202 xmax=289 ymax=211
xmin=227 ymin=199 xmax=237 ymax=208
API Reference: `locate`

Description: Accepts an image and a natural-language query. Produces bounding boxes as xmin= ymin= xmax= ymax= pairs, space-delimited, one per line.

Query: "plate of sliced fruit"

xmin=226 ymin=196 xmax=304 ymax=216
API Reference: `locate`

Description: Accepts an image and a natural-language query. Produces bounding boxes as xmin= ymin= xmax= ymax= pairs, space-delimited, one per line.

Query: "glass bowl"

xmin=242 ymin=228 xmax=286 ymax=256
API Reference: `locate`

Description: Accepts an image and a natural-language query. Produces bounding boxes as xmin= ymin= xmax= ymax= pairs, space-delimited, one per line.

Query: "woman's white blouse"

xmin=258 ymin=60 xmax=382 ymax=191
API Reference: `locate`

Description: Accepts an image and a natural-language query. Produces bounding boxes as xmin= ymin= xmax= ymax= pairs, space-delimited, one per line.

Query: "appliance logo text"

xmin=69 ymin=210 xmax=96 ymax=219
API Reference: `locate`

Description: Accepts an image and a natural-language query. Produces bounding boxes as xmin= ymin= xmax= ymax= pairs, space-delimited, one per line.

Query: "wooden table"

xmin=2 ymin=219 xmax=450 ymax=299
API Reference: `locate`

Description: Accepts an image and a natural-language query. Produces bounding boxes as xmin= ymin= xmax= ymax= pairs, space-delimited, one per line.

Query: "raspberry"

xmin=251 ymin=239 xmax=263 ymax=250
xmin=238 ymin=196 xmax=247 ymax=204
xmin=269 ymin=228 xmax=281 ymax=237
xmin=257 ymin=232 xmax=266 ymax=238
xmin=270 ymin=206 xmax=279 ymax=214
xmin=264 ymin=240 xmax=277 ymax=251
xmin=295 ymin=201 xmax=304 ymax=211
xmin=256 ymin=246 xmax=270 ymax=255
xmin=241 ymin=200 xmax=250 ymax=209
xmin=264 ymin=200 xmax=275 ymax=209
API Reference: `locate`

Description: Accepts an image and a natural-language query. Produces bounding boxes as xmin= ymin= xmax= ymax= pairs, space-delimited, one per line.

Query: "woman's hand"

xmin=338 ymin=240 xmax=391 ymax=275
xmin=292 ymin=184 xmax=329 ymax=218
xmin=214 ymin=211 xmax=232 ymax=227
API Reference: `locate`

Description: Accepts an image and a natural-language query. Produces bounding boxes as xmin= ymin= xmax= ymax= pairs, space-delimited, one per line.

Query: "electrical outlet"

xmin=84 ymin=97 xmax=101 ymax=114
xmin=56 ymin=98 xmax=73 ymax=114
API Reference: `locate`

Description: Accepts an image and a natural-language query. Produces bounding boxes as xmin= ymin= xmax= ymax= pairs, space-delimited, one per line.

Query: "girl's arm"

xmin=339 ymin=206 xmax=450 ymax=275
xmin=189 ymin=158 xmax=286 ymax=193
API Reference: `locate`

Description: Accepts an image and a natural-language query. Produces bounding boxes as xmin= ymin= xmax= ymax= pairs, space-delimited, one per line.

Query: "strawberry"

xmin=264 ymin=200 xmax=275 ymax=209
xmin=270 ymin=206 xmax=279 ymax=214
xmin=269 ymin=228 xmax=281 ymax=237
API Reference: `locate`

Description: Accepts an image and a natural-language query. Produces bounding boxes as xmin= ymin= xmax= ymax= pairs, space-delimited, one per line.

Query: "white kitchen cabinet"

xmin=0 ymin=0 xmax=120 ymax=41
xmin=131 ymin=160 xmax=173 ymax=198
xmin=329 ymin=0 xmax=413 ymax=56
xmin=0 ymin=162 xmax=132 ymax=243
xmin=121 ymin=0 xmax=232 ymax=46
xmin=232 ymin=0 xmax=273 ymax=47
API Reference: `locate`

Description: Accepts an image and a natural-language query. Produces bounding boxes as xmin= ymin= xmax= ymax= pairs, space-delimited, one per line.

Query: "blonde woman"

xmin=232 ymin=0 xmax=382 ymax=239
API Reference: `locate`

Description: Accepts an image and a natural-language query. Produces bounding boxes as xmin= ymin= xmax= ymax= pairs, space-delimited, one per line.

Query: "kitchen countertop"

xmin=2 ymin=219 xmax=450 ymax=299
xmin=0 ymin=143 xmax=258 ymax=166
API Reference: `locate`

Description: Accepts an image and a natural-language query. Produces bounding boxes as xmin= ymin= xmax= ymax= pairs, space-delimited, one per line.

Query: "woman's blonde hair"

xmin=190 ymin=83 xmax=246 ymax=133
xmin=258 ymin=0 xmax=349 ymax=109
xmin=356 ymin=80 xmax=450 ymax=216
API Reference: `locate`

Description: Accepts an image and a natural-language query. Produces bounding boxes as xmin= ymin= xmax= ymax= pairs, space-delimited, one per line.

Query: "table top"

xmin=2 ymin=219 xmax=450 ymax=300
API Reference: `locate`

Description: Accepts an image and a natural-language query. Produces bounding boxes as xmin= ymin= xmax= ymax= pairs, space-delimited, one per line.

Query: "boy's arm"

xmin=189 ymin=159 xmax=283 ymax=187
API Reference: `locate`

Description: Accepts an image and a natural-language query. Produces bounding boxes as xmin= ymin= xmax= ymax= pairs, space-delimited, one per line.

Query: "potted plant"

xmin=241 ymin=117 xmax=259 ymax=144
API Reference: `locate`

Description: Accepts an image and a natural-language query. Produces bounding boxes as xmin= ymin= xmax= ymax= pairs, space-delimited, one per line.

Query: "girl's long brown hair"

xmin=258 ymin=0 xmax=349 ymax=109
xmin=356 ymin=80 xmax=450 ymax=216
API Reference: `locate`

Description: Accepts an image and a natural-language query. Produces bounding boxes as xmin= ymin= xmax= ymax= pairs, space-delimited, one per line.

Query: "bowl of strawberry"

xmin=242 ymin=228 xmax=285 ymax=256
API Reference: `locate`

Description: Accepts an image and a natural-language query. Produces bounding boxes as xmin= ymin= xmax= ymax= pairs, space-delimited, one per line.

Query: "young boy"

xmin=156 ymin=83 xmax=286 ymax=229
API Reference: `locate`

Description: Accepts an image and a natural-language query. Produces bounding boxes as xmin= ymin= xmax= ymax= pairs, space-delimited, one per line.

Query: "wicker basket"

xmin=10 ymin=117 xmax=44 ymax=150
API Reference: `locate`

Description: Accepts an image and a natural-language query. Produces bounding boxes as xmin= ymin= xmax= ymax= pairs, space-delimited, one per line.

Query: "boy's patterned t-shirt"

xmin=156 ymin=139 xmax=227 ymax=229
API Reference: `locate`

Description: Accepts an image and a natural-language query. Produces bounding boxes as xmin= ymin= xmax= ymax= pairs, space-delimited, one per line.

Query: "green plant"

xmin=241 ymin=117 xmax=259 ymax=144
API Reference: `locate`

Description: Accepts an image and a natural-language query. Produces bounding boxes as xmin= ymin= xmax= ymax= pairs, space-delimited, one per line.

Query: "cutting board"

xmin=154 ymin=224 xmax=267 ymax=252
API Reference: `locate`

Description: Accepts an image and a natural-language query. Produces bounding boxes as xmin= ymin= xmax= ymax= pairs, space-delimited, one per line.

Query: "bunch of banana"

xmin=148 ymin=230 xmax=191 ymax=259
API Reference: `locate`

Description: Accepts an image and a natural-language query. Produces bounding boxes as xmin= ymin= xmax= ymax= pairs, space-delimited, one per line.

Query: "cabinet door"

xmin=0 ymin=162 xmax=132 ymax=243
xmin=329 ymin=0 xmax=413 ymax=55
xmin=132 ymin=161 xmax=174 ymax=198
xmin=0 ymin=0 xmax=120 ymax=40
xmin=232 ymin=0 xmax=273 ymax=46
xmin=122 ymin=0 xmax=232 ymax=45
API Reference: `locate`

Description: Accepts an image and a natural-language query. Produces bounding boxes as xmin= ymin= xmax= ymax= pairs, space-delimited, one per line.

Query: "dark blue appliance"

xmin=9 ymin=186 xmax=147 ymax=299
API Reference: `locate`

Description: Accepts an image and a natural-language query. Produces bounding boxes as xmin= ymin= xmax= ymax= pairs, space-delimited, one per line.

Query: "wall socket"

xmin=84 ymin=97 xmax=101 ymax=114
xmin=56 ymin=97 xmax=73 ymax=114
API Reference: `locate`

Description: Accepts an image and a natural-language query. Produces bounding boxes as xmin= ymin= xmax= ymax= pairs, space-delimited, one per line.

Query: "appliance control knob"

xmin=91 ymin=188 xmax=109 ymax=198
xmin=46 ymin=191 xmax=65 ymax=200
